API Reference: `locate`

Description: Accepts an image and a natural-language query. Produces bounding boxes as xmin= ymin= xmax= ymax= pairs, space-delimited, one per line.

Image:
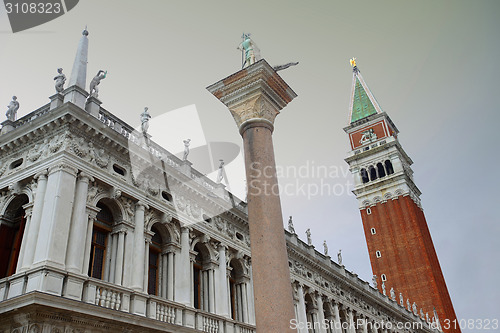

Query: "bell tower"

xmin=344 ymin=59 xmax=460 ymax=332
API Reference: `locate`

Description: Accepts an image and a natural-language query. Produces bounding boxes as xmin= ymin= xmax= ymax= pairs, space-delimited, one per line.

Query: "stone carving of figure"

xmin=399 ymin=292 xmax=404 ymax=306
xmin=140 ymin=107 xmax=151 ymax=134
xmin=217 ymin=159 xmax=225 ymax=184
xmin=183 ymin=139 xmax=191 ymax=160
xmin=288 ymin=216 xmax=295 ymax=233
xmin=337 ymin=249 xmax=342 ymax=266
xmin=237 ymin=33 xmax=260 ymax=69
xmin=372 ymin=275 xmax=377 ymax=288
xmin=89 ymin=70 xmax=107 ymax=98
xmin=360 ymin=128 xmax=377 ymax=145
xmin=54 ymin=68 xmax=66 ymax=93
xmin=390 ymin=287 xmax=396 ymax=300
xmin=420 ymin=308 xmax=424 ymax=319
xmin=382 ymin=281 xmax=386 ymax=295
xmin=323 ymin=240 xmax=328 ymax=256
xmin=6 ymin=96 xmax=19 ymax=121
xmin=407 ymin=299 xmax=411 ymax=311
xmin=426 ymin=312 xmax=430 ymax=323
xmin=412 ymin=302 xmax=418 ymax=315
xmin=305 ymin=228 xmax=312 ymax=246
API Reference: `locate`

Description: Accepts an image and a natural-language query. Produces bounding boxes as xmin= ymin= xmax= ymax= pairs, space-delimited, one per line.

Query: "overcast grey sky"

xmin=1 ymin=1 xmax=499 ymax=329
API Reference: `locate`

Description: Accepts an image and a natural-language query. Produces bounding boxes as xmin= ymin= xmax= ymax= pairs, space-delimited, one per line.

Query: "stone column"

xmin=114 ymin=230 xmax=125 ymax=285
xmin=247 ymin=260 xmax=256 ymax=324
xmin=16 ymin=203 xmax=33 ymax=272
xmin=174 ymin=226 xmax=191 ymax=305
xmin=161 ymin=253 xmax=168 ymax=298
xmin=241 ymin=281 xmax=249 ymax=323
xmin=216 ymin=244 xmax=230 ymax=317
xmin=296 ymin=284 xmax=308 ymax=333
xmin=82 ymin=211 xmax=97 ymax=276
xmin=347 ymin=308 xmax=356 ymax=333
xmin=332 ymin=302 xmax=342 ymax=333
xmin=167 ymin=251 xmax=174 ymax=300
xmin=66 ymin=172 xmax=94 ymax=273
xmin=143 ymin=238 xmax=151 ymax=292
xmin=361 ymin=315 xmax=368 ymax=333
xmin=208 ymin=58 xmax=297 ymax=333
xmin=33 ymin=163 xmax=78 ymax=269
xmin=208 ymin=268 xmax=215 ymax=312
xmin=21 ymin=170 xmax=48 ymax=270
xmin=316 ymin=294 xmax=327 ymax=333
xmin=131 ymin=201 xmax=148 ymax=291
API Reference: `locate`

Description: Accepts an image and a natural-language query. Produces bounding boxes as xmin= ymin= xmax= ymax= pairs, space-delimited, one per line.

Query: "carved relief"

xmin=119 ymin=197 xmax=135 ymax=220
xmin=88 ymin=142 xmax=110 ymax=168
xmin=229 ymin=95 xmax=279 ymax=128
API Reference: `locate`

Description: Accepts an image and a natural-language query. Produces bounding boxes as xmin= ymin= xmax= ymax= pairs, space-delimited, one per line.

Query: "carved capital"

xmin=77 ymin=171 xmax=94 ymax=183
xmin=228 ymin=95 xmax=279 ymax=132
xmin=34 ymin=169 xmax=48 ymax=181
xmin=135 ymin=201 xmax=149 ymax=211
xmin=48 ymin=163 xmax=78 ymax=177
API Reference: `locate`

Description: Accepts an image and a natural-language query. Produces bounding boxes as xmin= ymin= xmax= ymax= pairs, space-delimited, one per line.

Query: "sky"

xmin=1 ymin=0 xmax=499 ymax=330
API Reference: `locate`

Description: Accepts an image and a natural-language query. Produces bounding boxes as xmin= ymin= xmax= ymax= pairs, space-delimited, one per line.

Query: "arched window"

xmin=88 ymin=202 xmax=113 ymax=280
xmin=193 ymin=243 xmax=213 ymax=312
xmin=0 ymin=195 xmax=29 ymax=279
xmin=376 ymin=162 xmax=386 ymax=178
xmin=385 ymin=160 xmax=394 ymax=175
xmin=148 ymin=226 xmax=162 ymax=296
xmin=229 ymin=259 xmax=248 ymax=322
xmin=360 ymin=168 xmax=369 ymax=183
xmin=369 ymin=166 xmax=378 ymax=181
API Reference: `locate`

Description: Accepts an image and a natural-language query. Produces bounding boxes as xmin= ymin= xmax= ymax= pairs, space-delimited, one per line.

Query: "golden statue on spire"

xmin=350 ymin=57 xmax=357 ymax=67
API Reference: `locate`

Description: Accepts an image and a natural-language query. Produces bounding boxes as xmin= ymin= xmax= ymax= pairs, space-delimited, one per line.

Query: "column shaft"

xmin=131 ymin=202 xmax=146 ymax=291
xmin=316 ymin=295 xmax=327 ymax=333
xmin=296 ymin=284 xmax=308 ymax=333
xmin=174 ymin=227 xmax=191 ymax=305
xmin=216 ymin=245 xmax=229 ymax=317
xmin=82 ymin=216 xmax=94 ymax=275
xmin=115 ymin=231 xmax=125 ymax=285
xmin=167 ymin=252 xmax=174 ymax=300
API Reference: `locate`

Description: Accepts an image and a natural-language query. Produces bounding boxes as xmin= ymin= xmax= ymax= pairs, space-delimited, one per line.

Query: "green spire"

xmin=349 ymin=62 xmax=382 ymax=123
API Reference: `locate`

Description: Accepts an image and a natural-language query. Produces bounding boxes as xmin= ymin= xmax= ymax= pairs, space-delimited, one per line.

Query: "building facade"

xmin=0 ymin=32 xmax=443 ymax=333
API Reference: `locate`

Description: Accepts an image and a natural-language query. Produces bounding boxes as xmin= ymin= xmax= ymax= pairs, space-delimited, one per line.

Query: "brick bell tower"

xmin=343 ymin=59 xmax=460 ymax=332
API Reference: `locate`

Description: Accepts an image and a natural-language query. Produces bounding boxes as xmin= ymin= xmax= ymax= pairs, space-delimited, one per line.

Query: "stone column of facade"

xmin=161 ymin=252 xmax=167 ymax=298
xmin=246 ymin=260 xmax=256 ymax=324
xmin=21 ymin=170 xmax=48 ymax=270
xmin=131 ymin=201 xmax=148 ymax=291
xmin=296 ymin=283 xmax=308 ymax=333
xmin=174 ymin=226 xmax=191 ymax=305
xmin=16 ymin=203 xmax=33 ymax=272
xmin=167 ymin=251 xmax=175 ymax=300
xmin=109 ymin=233 xmax=118 ymax=283
xmin=82 ymin=211 xmax=98 ymax=276
xmin=208 ymin=59 xmax=297 ymax=333
xmin=33 ymin=163 xmax=78 ymax=269
xmin=316 ymin=294 xmax=327 ymax=333
xmin=361 ymin=315 xmax=368 ymax=333
xmin=347 ymin=308 xmax=356 ymax=333
xmin=66 ymin=172 xmax=94 ymax=273
xmin=143 ymin=238 xmax=151 ymax=292
xmin=332 ymin=302 xmax=342 ymax=333
xmin=114 ymin=229 xmax=126 ymax=285
xmin=216 ymin=244 xmax=230 ymax=317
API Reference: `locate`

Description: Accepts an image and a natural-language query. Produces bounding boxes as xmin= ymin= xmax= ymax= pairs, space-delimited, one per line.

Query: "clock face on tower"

xmin=349 ymin=120 xmax=393 ymax=150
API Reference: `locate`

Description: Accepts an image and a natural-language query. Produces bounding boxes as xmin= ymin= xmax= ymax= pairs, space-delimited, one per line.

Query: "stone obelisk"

xmin=207 ymin=59 xmax=297 ymax=332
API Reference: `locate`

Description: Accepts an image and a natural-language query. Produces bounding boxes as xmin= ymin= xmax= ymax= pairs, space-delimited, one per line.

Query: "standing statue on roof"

xmin=323 ymin=240 xmax=328 ymax=256
xmin=288 ymin=216 xmax=295 ymax=233
xmin=390 ymin=287 xmax=396 ymax=301
xmin=6 ymin=96 xmax=19 ymax=121
xmin=54 ymin=68 xmax=66 ymax=93
xmin=140 ymin=107 xmax=151 ymax=134
xmin=237 ymin=33 xmax=261 ymax=69
xmin=337 ymin=249 xmax=343 ymax=265
xmin=305 ymin=228 xmax=312 ymax=246
xmin=89 ymin=70 xmax=107 ymax=98
xmin=372 ymin=275 xmax=377 ymax=288
xmin=183 ymin=139 xmax=191 ymax=160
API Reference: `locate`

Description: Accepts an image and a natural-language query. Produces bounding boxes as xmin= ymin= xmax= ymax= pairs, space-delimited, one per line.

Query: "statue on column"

xmin=372 ymin=275 xmax=377 ymax=288
xmin=6 ymin=96 xmax=19 ymax=121
xmin=183 ymin=139 xmax=191 ymax=160
xmin=390 ymin=287 xmax=396 ymax=300
xmin=399 ymin=292 xmax=404 ymax=306
xmin=287 ymin=216 xmax=295 ymax=234
xmin=140 ymin=107 xmax=151 ymax=134
xmin=305 ymin=228 xmax=312 ymax=246
xmin=89 ymin=70 xmax=107 ymax=98
xmin=237 ymin=33 xmax=260 ymax=69
xmin=323 ymin=240 xmax=328 ymax=256
xmin=54 ymin=68 xmax=66 ymax=93
xmin=337 ymin=249 xmax=342 ymax=265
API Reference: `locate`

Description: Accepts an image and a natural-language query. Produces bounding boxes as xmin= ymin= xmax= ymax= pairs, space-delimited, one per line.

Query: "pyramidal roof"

xmin=348 ymin=60 xmax=383 ymax=123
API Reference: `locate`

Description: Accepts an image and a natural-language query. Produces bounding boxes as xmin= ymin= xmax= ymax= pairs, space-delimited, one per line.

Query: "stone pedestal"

xmin=207 ymin=59 xmax=297 ymax=332
xmin=63 ymin=85 xmax=89 ymax=110
xmin=1 ymin=120 xmax=15 ymax=135
xmin=49 ymin=93 xmax=64 ymax=110
xmin=85 ymin=95 xmax=102 ymax=118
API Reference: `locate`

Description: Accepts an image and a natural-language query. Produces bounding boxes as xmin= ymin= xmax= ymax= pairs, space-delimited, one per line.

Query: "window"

xmin=161 ymin=191 xmax=172 ymax=202
xmin=112 ymin=164 xmax=126 ymax=176
xmin=193 ymin=242 xmax=212 ymax=312
xmin=360 ymin=168 xmax=369 ymax=184
xmin=10 ymin=158 xmax=23 ymax=169
xmin=369 ymin=165 xmax=377 ymax=181
xmin=385 ymin=160 xmax=394 ymax=175
xmin=381 ymin=274 xmax=387 ymax=281
xmin=366 ymin=207 xmax=372 ymax=215
xmin=377 ymin=162 xmax=386 ymax=178
xmin=376 ymin=251 xmax=382 ymax=258
xmin=88 ymin=202 xmax=113 ymax=280
xmin=0 ymin=194 xmax=29 ymax=279
xmin=371 ymin=228 xmax=376 ymax=235
xmin=148 ymin=227 xmax=162 ymax=295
